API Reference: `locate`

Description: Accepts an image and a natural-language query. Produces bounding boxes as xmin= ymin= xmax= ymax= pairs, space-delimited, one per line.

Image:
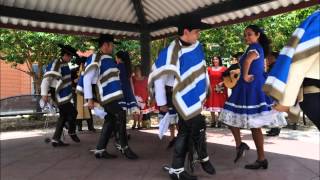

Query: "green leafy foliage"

xmin=0 ymin=30 xmax=92 ymax=93
xmin=200 ymin=6 xmax=319 ymax=65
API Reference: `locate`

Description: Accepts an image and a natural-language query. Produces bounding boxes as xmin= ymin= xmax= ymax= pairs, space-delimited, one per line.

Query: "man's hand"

xmin=42 ymin=96 xmax=49 ymax=103
xmin=159 ymin=105 xmax=168 ymax=113
xmin=273 ymin=103 xmax=289 ymax=112
xmin=87 ymin=99 xmax=94 ymax=109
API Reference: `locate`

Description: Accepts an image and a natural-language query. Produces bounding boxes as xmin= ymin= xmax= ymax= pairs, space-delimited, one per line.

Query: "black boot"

xmin=122 ymin=146 xmax=139 ymax=159
xmin=69 ymin=134 xmax=80 ymax=143
xmin=200 ymin=159 xmax=216 ymax=175
xmin=245 ymin=159 xmax=268 ymax=169
xmin=266 ymin=129 xmax=271 ymax=134
xmin=169 ymin=169 xmax=197 ymax=180
xmin=234 ymin=142 xmax=250 ymax=163
xmin=217 ymin=121 xmax=222 ymax=128
xmin=210 ymin=122 xmax=216 ymax=128
xmin=267 ymin=128 xmax=280 ymax=136
xmin=88 ymin=128 xmax=96 ymax=132
xmin=94 ymin=149 xmax=117 ymax=159
xmin=51 ymin=140 xmax=69 ymax=147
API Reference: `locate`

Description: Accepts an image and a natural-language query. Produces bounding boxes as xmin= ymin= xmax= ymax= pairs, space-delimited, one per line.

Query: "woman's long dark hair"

xmin=116 ymin=50 xmax=132 ymax=78
xmin=246 ymin=25 xmax=271 ymax=56
xmin=212 ymin=56 xmax=223 ymax=66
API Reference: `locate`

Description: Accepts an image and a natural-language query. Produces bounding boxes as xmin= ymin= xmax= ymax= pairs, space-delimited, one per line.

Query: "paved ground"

xmin=1 ymin=127 xmax=319 ymax=180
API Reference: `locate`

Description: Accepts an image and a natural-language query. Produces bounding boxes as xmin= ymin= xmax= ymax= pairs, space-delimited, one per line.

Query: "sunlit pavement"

xmin=1 ymin=127 xmax=319 ymax=180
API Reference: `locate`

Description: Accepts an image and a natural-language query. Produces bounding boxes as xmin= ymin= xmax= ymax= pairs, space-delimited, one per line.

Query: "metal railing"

xmin=0 ymin=95 xmax=44 ymax=117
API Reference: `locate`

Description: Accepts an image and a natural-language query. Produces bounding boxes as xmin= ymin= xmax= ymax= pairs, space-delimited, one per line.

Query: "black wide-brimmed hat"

xmin=58 ymin=44 xmax=78 ymax=57
xmin=177 ymin=14 xmax=210 ymax=32
xmin=92 ymin=34 xmax=119 ymax=44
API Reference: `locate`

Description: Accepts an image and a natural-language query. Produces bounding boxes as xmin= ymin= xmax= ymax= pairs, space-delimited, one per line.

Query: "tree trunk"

xmin=37 ymin=62 xmax=44 ymax=95
xmin=34 ymin=77 xmax=42 ymax=95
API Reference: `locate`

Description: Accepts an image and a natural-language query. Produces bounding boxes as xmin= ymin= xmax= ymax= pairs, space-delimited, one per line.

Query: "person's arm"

xmin=83 ymin=68 xmax=97 ymax=109
xmin=279 ymin=53 xmax=319 ymax=107
xmin=41 ymin=76 xmax=53 ymax=103
xmin=242 ymin=51 xmax=258 ymax=82
xmin=130 ymin=76 xmax=135 ymax=96
xmin=154 ymin=74 xmax=168 ymax=112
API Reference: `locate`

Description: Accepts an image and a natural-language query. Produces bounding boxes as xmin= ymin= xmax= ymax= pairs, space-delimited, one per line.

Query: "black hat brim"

xmin=177 ymin=15 xmax=211 ymax=31
xmin=58 ymin=44 xmax=79 ymax=57
xmin=91 ymin=38 xmax=120 ymax=44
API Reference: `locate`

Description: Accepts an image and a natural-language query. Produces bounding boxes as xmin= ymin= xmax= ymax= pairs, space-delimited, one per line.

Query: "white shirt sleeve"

xmin=83 ymin=68 xmax=98 ymax=100
xmin=279 ymin=53 xmax=319 ymax=106
xmin=41 ymin=77 xmax=50 ymax=96
xmin=154 ymin=74 xmax=168 ymax=106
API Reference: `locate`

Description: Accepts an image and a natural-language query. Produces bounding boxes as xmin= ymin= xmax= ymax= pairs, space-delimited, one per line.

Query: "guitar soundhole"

xmin=234 ymin=74 xmax=238 ymax=79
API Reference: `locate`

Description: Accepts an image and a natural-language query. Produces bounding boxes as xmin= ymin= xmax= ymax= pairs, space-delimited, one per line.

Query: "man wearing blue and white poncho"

xmin=148 ymin=15 xmax=215 ymax=180
xmin=41 ymin=44 xmax=80 ymax=147
xmin=263 ymin=10 xmax=320 ymax=130
xmin=77 ymin=34 xmax=138 ymax=160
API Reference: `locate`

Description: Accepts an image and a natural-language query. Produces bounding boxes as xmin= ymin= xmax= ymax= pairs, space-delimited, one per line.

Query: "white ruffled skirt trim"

xmin=218 ymin=109 xmax=287 ymax=129
xmin=203 ymin=107 xmax=222 ymax=112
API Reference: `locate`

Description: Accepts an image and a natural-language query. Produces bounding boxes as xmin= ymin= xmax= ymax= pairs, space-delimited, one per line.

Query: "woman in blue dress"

xmin=112 ymin=50 xmax=139 ymax=159
xmin=219 ymin=25 xmax=286 ymax=169
xmin=115 ymin=51 xmax=139 ymax=114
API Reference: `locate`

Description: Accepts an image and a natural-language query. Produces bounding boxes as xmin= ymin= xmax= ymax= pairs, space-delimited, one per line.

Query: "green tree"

xmin=0 ymin=29 xmax=91 ymax=94
xmin=115 ymin=40 xmax=140 ymax=66
xmin=200 ymin=6 xmax=319 ymax=65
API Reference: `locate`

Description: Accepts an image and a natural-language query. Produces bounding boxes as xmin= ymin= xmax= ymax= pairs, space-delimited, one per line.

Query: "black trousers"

xmin=77 ymin=110 xmax=94 ymax=130
xmin=300 ymin=93 xmax=320 ymax=130
xmin=172 ymin=114 xmax=208 ymax=168
xmin=77 ymin=118 xmax=94 ymax=130
xmin=52 ymin=102 xmax=77 ymax=141
xmin=96 ymin=101 xmax=128 ymax=150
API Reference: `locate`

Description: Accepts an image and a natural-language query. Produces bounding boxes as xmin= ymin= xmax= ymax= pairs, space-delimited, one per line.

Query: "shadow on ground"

xmin=1 ymin=129 xmax=319 ymax=180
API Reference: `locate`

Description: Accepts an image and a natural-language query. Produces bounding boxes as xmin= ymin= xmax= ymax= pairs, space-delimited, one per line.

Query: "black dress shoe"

xmin=200 ymin=161 xmax=216 ymax=175
xmin=123 ymin=147 xmax=138 ymax=159
xmin=267 ymin=128 xmax=281 ymax=136
xmin=169 ymin=171 xmax=197 ymax=180
xmin=210 ymin=122 xmax=216 ymax=128
xmin=245 ymin=159 xmax=268 ymax=169
xmin=234 ymin=142 xmax=250 ymax=163
xmin=217 ymin=122 xmax=222 ymax=128
xmin=266 ymin=131 xmax=280 ymax=136
xmin=69 ymin=134 xmax=80 ymax=143
xmin=88 ymin=128 xmax=96 ymax=132
xmin=52 ymin=140 xmax=69 ymax=147
xmin=266 ymin=129 xmax=271 ymax=134
xmin=95 ymin=151 xmax=118 ymax=159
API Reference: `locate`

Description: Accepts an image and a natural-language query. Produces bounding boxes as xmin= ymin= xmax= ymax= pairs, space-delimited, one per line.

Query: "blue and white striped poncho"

xmin=44 ymin=59 xmax=72 ymax=105
xmin=76 ymin=53 xmax=123 ymax=105
xmin=148 ymin=40 xmax=210 ymax=120
xmin=264 ymin=10 xmax=320 ymax=102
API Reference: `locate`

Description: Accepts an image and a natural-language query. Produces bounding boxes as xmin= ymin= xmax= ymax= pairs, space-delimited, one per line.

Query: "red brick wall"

xmin=0 ymin=60 xmax=32 ymax=99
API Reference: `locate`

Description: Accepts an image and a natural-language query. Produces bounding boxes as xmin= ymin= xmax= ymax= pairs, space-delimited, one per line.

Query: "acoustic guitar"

xmin=222 ymin=63 xmax=241 ymax=89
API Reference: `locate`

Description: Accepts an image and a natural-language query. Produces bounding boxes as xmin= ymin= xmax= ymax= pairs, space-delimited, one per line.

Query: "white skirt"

xmin=218 ymin=109 xmax=287 ymax=129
